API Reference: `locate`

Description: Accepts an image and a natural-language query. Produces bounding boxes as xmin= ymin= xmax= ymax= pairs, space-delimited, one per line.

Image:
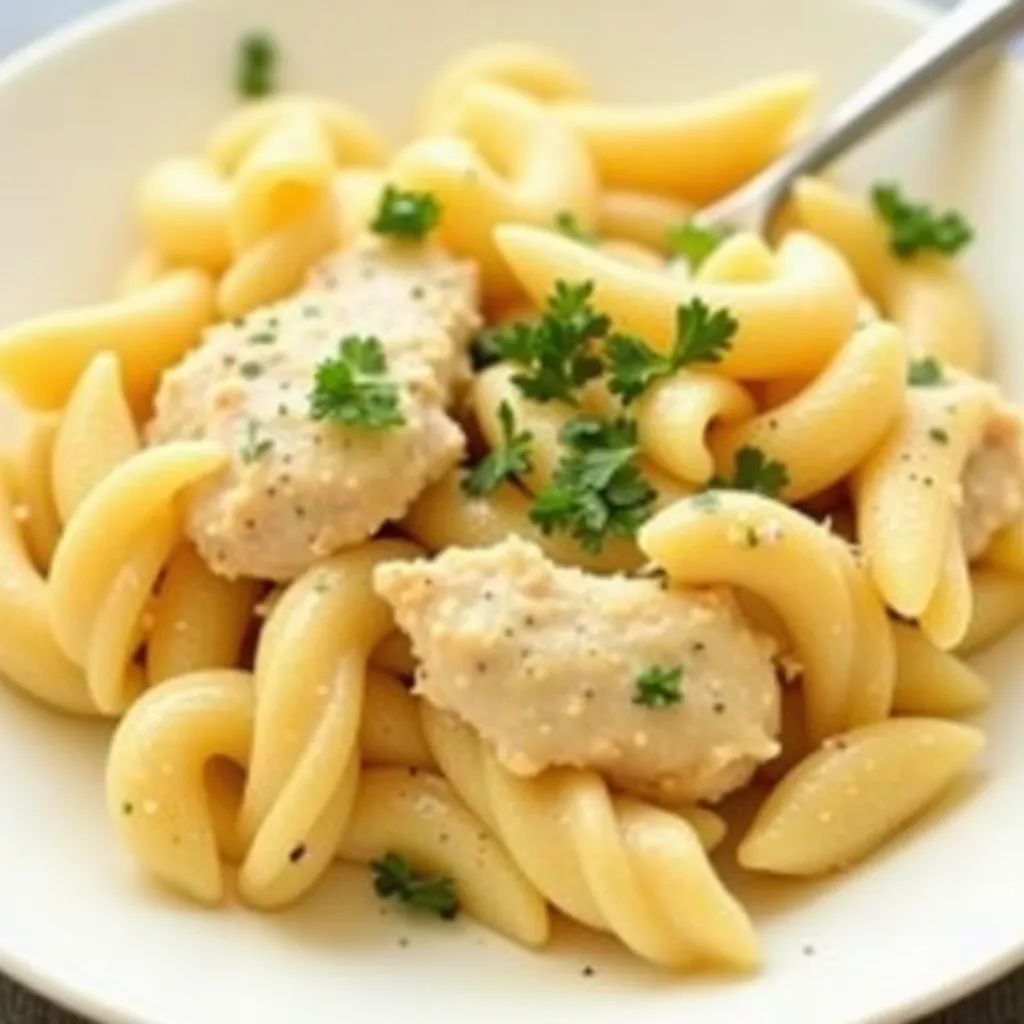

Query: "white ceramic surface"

xmin=0 ymin=0 xmax=1022 ymax=1022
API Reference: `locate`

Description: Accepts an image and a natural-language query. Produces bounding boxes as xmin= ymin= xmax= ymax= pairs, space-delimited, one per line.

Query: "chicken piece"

xmin=374 ymin=537 xmax=781 ymax=805
xmin=960 ymin=404 xmax=1024 ymax=559
xmin=149 ymin=236 xmax=480 ymax=580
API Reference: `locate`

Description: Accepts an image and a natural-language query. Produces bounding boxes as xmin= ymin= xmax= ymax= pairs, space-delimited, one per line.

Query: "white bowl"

xmin=1 ymin=0 xmax=1023 ymax=1021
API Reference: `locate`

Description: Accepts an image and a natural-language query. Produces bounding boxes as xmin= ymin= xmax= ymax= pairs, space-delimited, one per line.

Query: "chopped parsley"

xmin=606 ymin=297 xmax=737 ymax=404
xmin=462 ymin=400 xmax=534 ymax=496
xmin=667 ymin=221 xmax=731 ymax=270
xmin=371 ymin=185 xmax=442 ymax=241
xmin=238 ymin=360 xmax=264 ymax=379
xmin=488 ymin=280 xmax=607 ymax=404
xmin=712 ymin=446 xmax=790 ymax=498
xmin=928 ymin=426 xmax=950 ymax=444
xmin=237 ymin=32 xmax=277 ymax=100
xmin=309 ymin=336 xmax=404 ymax=429
xmin=239 ymin=421 xmax=274 ymax=464
xmin=554 ymin=210 xmax=597 ymax=245
xmin=248 ymin=330 xmax=276 ymax=346
xmin=370 ymin=852 xmax=460 ymax=920
xmin=530 ymin=415 xmax=655 ymax=553
xmin=907 ymin=356 xmax=946 ymax=387
xmin=632 ymin=665 xmax=683 ymax=708
xmin=871 ymin=183 xmax=973 ymax=259
xmin=469 ymin=328 xmax=505 ymax=371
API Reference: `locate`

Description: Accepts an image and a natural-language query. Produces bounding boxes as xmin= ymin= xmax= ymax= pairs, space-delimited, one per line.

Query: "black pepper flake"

xmin=239 ymin=360 xmax=264 ymax=379
xmin=295 ymin=505 xmax=307 ymax=519
xmin=692 ymin=641 xmax=706 ymax=653
xmin=908 ymin=473 xmax=918 ymax=482
xmin=232 ymin=317 xmax=245 ymax=328
xmin=398 ymin=937 xmax=410 ymax=948
xmin=583 ymin=688 xmax=595 ymax=700
xmin=277 ymin=403 xmax=289 ymax=416
xmin=122 ymin=801 xmax=134 ymax=816
xmin=268 ymin=316 xmax=279 ymax=328
xmin=266 ymin=486 xmax=277 ymax=497
xmin=439 ymin=832 xmax=450 ymax=844
xmin=899 ymin=453 xmax=911 ymax=463
xmin=712 ymin=700 xmax=726 ymax=714
xmin=282 ymin=453 xmax=293 ymax=464
xmin=408 ymin=767 xmax=420 ymax=778
xmin=923 ymin=476 xmax=934 ymax=487
xmin=222 ymin=354 xmax=237 ymax=368
xmin=288 ymin=844 xmax=307 ymax=864
xmin=803 ymin=944 xmax=816 ymax=957
xmin=768 ymin=418 xmax=779 ymax=430
xmin=503 ymin=628 xmax=515 ymax=638
xmin=244 ymin=518 xmax=257 ymax=531
xmin=411 ymin=285 xmax=426 ymax=300
xmin=524 ymin=615 xmax=536 ymax=626
xmin=476 ymin=661 xmax=487 ymax=673
xmin=582 ymin=966 xmax=596 ymax=978
xmin=483 ymin=590 xmax=494 ymax=601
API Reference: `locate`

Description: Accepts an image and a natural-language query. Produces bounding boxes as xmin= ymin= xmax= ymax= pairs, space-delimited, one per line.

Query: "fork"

xmin=697 ymin=0 xmax=1024 ymax=235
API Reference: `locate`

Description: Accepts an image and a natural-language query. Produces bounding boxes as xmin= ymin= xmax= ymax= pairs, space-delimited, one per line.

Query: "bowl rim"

xmin=0 ymin=1 xmax=1022 ymax=1023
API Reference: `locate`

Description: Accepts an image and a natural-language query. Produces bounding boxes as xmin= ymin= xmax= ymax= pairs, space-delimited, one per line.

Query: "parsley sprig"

xmin=237 ymin=32 xmax=277 ymax=99
xmin=239 ymin=421 xmax=273 ymax=464
xmin=530 ymin=416 xmax=655 ymax=552
xmin=371 ymin=185 xmax=442 ymax=241
xmin=907 ymin=356 xmax=946 ymax=387
xmin=871 ymin=183 xmax=973 ymax=259
xmin=667 ymin=221 xmax=731 ymax=270
xmin=488 ymin=281 xmax=607 ymax=404
xmin=632 ymin=665 xmax=683 ymax=708
xmin=711 ymin=446 xmax=790 ymax=498
xmin=554 ymin=211 xmax=597 ymax=245
xmin=309 ymin=336 xmax=404 ymax=429
xmin=370 ymin=853 xmax=460 ymax=920
xmin=606 ymin=297 xmax=737 ymax=404
xmin=462 ymin=401 xmax=534 ymax=496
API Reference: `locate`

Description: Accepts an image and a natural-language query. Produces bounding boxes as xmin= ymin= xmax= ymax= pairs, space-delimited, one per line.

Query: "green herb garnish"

xmin=907 ymin=356 xmax=946 ymax=387
xmin=632 ymin=665 xmax=683 ymax=708
xmin=489 ymin=280 xmax=607 ymax=404
xmin=871 ymin=183 xmax=973 ymax=259
xmin=667 ymin=221 xmax=731 ymax=270
xmin=554 ymin=210 xmax=597 ymax=245
xmin=371 ymin=852 xmax=460 ymax=920
xmin=238 ymin=360 xmax=264 ymax=379
xmin=606 ymin=297 xmax=737 ymax=404
xmin=712 ymin=446 xmax=789 ymax=498
xmin=462 ymin=401 xmax=534 ymax=496
xmin=530 ymin=415 xmax=655 ymax=552
xmin=309 ymin=336 xmax=404 ymax=429
xmin=928 ymin=426 xmax=950 ymax=444
xmin=239 ymin=421 xmax=274 ymax=464
xmin=237 ymin=32 xmax=277 ymax=99
xmin=371 ymin=185 xmax=442 ymax=241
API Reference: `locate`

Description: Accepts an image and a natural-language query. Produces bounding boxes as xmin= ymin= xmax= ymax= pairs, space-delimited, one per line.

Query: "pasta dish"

xmin=0 ymin=35 xmax=1018 ymax=974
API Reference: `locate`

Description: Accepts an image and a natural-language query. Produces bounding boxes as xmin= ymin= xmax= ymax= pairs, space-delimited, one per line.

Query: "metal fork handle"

xmin=701 ymin=0 xmax=1024 ymax=229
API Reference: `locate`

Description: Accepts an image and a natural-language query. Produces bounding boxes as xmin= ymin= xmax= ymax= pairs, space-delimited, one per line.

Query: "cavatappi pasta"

xmin=0 ymin=36 xmax=1017 ymax=976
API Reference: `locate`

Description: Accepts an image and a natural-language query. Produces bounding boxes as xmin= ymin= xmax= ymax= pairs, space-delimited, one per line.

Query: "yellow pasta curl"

xmin=422 ymin=705 xmax=757 ymax=971
xmin=495 ymin=225 xmax=860 ymax=379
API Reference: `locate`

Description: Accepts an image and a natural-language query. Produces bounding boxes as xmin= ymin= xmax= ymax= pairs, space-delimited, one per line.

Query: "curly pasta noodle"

xmin=420 ymin=704 xmax=757 ymax=970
